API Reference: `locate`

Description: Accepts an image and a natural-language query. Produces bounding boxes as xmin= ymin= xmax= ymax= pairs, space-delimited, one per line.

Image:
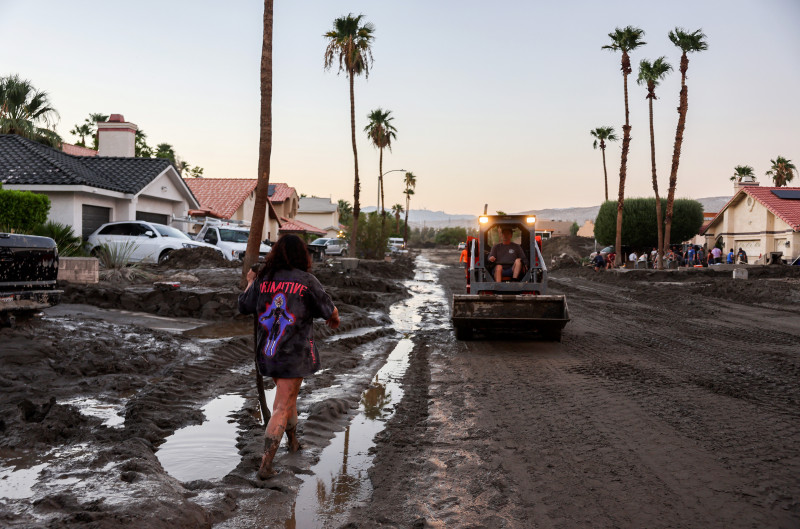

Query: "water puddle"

xmin=60 ymin=397 xmax=126 ymax=428
xmin=0 ymin=444 xmax=89 ymax=500
xmin=157 ymin=394 xmax=246 ymax=482
xmin=285 ymin=255 xmax=448 ymax=528
xmin=325 ymin=325 xmax=386 ymax=342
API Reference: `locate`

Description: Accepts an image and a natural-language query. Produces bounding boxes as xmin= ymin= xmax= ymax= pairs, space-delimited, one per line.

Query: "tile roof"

xmin=268 ymin=182 xmax=296 ymax=203
xmin=702 ymin=186 xmax=800 ymax=234
xmin=0 ymin=134 xmax=174 ymax=194
xmin=278 ymin=216 xmax=326 ymax=235
xmin=61 ymin=143 xmax=98 ymax=157
xmin=299 ymin=196 xmax=337 ymax=213
xmin=184 ymin=178 xmax=257 ymax=219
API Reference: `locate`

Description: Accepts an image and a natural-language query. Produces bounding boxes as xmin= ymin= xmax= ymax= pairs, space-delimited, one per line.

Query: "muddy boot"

xmin=257 ymin=434 xmax=281 ymax=480
xmin=285 ymin=415 xmax=301 ymax=453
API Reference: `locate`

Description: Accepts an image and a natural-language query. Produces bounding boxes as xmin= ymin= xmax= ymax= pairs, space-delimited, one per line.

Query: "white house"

xmin=296 ymin=197 xmax=341 ymax=238
xmin=0 ymin=115 xmax=200 ymax=238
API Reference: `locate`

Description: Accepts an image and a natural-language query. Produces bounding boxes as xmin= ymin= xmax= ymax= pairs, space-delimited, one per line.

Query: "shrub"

xmin=0 ymin=189 xmax=50 ymax=232
xmin=594 ymin=198 xmax=704 ymax=248
xmin=32 ymin=221 xmax=87 ymax=257
xmin=350 ymin=211 xmax=389 ymax=259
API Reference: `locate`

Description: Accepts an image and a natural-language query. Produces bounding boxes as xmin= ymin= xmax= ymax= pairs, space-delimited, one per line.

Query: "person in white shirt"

xmin=638 ymin=251 xmax=648 ymax=269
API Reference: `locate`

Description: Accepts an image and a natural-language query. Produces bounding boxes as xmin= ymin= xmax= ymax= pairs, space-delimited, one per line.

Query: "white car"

xmin=308 ymin=237 xmax=349 ymax=257
xmin=87 ymin=221 xmax=224 ymax=264
xmin=194 ymin=222 xmax=271 ymax=262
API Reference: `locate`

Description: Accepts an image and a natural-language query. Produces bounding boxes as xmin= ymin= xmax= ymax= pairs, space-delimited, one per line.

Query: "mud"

xmin=2 ymin=249 xmax=799 ymax=528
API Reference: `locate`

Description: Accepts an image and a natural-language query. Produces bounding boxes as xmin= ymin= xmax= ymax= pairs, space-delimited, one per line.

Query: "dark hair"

xmin=258 ymin=234 xmax=311 ymax=279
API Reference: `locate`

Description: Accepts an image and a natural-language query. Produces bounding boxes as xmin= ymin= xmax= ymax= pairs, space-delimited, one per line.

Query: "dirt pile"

xmin=160 ymin=247 xmax=238 ymax=269
xmin=541 ymin=235 xmax=595 ymax=269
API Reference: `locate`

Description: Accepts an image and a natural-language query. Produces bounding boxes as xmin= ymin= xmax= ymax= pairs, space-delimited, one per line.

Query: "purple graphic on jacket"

xmin=259 ymin=293 xmax=295 ymax=358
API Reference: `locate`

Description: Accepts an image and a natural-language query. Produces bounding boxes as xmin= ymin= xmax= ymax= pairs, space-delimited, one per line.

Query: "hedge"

xmin=0 ymin=189 xmax=51 ymax=232
xmin=594 ymin=198 xmax=704 ymax=249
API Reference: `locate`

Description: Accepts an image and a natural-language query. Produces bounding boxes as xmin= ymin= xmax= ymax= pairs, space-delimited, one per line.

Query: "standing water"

xmin=285 ymin=255 xmax=448 ymax=528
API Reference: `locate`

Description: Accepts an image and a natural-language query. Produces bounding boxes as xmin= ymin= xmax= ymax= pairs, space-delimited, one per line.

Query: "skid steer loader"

xmin=452 ymin=213 xmax=569 ymax=340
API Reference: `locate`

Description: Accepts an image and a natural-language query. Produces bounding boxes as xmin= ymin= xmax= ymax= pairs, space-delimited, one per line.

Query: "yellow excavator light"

xmin=479 ymin=216 xmax=489 ymax=224
xmin=526 ymin=216 xmax=536 ymax=224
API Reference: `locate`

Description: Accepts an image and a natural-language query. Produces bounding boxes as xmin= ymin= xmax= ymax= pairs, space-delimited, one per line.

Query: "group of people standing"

xmin=593 ymin=245 xmax=749 ymax=271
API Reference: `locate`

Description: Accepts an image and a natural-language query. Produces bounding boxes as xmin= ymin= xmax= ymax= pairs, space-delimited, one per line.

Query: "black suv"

xmin=0 ymin=233 xmax=62 ymax=325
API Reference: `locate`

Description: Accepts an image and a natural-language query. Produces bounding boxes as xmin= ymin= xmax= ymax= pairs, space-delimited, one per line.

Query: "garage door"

xmin=82 ymin=205 xmax=111 ymax=239
xmin=136 ymin=211 xmax=169 ymax=225
xmin=734 ymin=239 xmax=761 ymax=258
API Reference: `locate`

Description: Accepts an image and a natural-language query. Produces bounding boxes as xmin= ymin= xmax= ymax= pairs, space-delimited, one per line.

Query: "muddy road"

xmin=1 ymin=249 xmax=798 ymax=528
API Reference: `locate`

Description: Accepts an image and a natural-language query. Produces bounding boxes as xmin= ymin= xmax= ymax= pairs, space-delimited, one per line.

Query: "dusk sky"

xmin=1 ymin=0 xmax=798 ymax=215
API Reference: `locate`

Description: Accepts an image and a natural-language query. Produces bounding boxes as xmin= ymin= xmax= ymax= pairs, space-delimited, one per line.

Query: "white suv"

xmin=87 ymin=221 xmax=223 ymax=264
xmin=194 ymin=222 xmax=271 ymax=261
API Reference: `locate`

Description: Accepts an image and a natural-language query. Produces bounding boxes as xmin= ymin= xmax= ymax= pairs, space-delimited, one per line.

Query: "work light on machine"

xmin=479 ymin=216 xmax=489 ymax=224
xmin=526 ymin=216 xmax=536 ymax=224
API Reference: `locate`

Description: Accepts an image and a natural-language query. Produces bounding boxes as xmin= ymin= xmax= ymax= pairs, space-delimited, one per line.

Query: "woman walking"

xmin=239 ymin=234 xmax=340 ymax=479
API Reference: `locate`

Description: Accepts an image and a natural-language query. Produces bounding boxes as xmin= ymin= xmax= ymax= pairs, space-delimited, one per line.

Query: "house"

xmin=296 ymin=197 xmax=341 ymax=238
xmin=577 ymin=220 xmax=595 ymax=238
xmin=182 ymin=178 xmax=281 ymax=241
xmin=701 ymin=178 xmax=800 ymax=264
xmin=0 ymin=115 xmax=200 ymax=238
xmin=535 ymin=219 xmax=574 ymax=239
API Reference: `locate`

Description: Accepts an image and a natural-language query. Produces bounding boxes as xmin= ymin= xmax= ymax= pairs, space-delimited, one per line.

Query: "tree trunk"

xmin=648 ymin=90 xmax=664 ymax=269
xmin=379 ymin=145 xmax=387 ymax=235
xmin=663 ymin=53 xmax=689 ymax=257
xmin=403 ymin=194 xmax=410 ymax=244
xmin=242 ymin=0 xmax=273 ymax=286
xmin=615 ymin=50 xmax=632 ymax=268
xmin=601 ymin=140 xmax=609 ymax=202
xmin=349 ymin=70 xmax=360 ymax=257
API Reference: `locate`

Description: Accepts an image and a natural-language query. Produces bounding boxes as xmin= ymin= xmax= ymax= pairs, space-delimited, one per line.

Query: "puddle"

xmin=325 ymin=325 xmax=386 ymax=342
xmin=157 ymin=394 xmax=246 ymax=482
xmin=61 ymin=397 xmax=126 ymax=428
xmin=0 ymin=445 xmax=89 ymax=500
xmin=285 ymin=255 xmax=448 ymax=528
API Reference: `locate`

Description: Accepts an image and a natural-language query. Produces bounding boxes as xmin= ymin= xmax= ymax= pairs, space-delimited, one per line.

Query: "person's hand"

xmin=326 ymin=307 xmax=340 ymax=329
xmin=489 ymin=255 xmax=496 ymax=263
xmin=245 ymin=269 xmax=256 ymax=289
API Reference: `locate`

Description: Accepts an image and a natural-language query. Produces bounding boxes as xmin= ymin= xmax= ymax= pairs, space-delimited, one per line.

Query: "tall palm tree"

xmin=87 ymin=113 xmax=109 ymax=149
xmin=0 ymin=74 xmax=61 ymax=147
xmin=766 ymin=156 xmax=797 ymax=187
xmin=135 ymin=130 xmax=153 ymax=157
xmin=729 ymin=165 xmax=755 ymax=182
xmin=70 ymin=123 xmax=93 ymax=147
xmin=154 ymin=143 xmax=176 ymax=161
xmin=391 ymin=203 xmax=403 ymax=233
xmin=603 ymin=26 xmax=646 ymax=267
xmin=589 ymin=126 xmax=618 ymax=201
xmin=637 ymin=56 xmax=672 ymax=269
xmin=324 ymin=14 xmax=376 ymax=258
xmin=242 ymin=0 xmax=274 ymax=283
xmin=364 ymin=108 xmax=397 ymax=219
xmin=663 ymin=28 xmax=707 ymax=256
xmin=402 ymin=171 xmax=416 ymax=244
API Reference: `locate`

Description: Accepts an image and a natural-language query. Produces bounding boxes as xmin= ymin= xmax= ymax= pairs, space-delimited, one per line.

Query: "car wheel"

xmin=158 ymin=250 xmax=172 ymax=264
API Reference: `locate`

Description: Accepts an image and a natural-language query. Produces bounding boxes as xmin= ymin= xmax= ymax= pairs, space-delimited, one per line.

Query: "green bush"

xmin=435 ymin=227 xmax=467 ymax=246
xmin=351 ymin=211 xmax=389 ymax=259
xmin=32 ymin=221 xmax=87 ymax=257
xmin=0 ymin=189 xmax=50 ymax=232
xmin=594 ymin=198 xmax=704 ymax=248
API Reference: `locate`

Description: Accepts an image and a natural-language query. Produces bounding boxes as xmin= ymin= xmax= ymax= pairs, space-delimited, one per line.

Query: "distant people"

xmin=592 ymin=251 xmax=605 ymax=272
xmin=489 ymin=227 xmax=527 ymax=281
xmin=606 ymin=250 xmax=616 ymax=269
xmin=727 ymin=249 xmax=734 ymax=264
xmin=629 ymin=250 xmax=638 ymax=266
xmin=459 ymin=246 xmax=469 ymax=281
xmin=686 ymin=245 xmax=696 ymax=267
xmin=737 ymin=247 xmax=748 ymax=264
xmin=697 ymin=247 xmax=706 ymax=267
xmin=638 ymin=251 xmax=648 ymax=269
xmin=711 ymin=246 xmax=722 ymax=265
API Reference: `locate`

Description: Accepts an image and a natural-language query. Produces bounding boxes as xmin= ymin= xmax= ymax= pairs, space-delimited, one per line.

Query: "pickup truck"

xmin=194 ymin=221 xmax=271 ymax=262
xmin=0 ymin=233 xmax=62 ymax=325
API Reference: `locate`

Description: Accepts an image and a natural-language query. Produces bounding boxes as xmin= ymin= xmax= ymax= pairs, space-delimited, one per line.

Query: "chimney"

xmin=733 ymin=174 xmax=759 ymax=193
xmin=97 ymin=114 xmax=138 ymax=157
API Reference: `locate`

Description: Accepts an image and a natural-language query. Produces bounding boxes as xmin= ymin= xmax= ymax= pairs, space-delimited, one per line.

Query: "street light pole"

xmin=378 ymin=169 xmax=405 ymax=215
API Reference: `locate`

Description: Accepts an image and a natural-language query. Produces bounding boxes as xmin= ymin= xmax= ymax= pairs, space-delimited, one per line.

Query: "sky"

xmin=1 ymin=0 xmax=799 ymax=215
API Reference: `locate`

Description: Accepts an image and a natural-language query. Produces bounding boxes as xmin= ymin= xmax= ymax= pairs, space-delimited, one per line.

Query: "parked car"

xmin=0 ymin=232 xmax=62 ymax=325
xmin=87 ymin=221 xmax=224 ymax=264
xmin=457 ymin=241 xmax=466 ymax=250
xmin=308 ymin=237 xmax=349 ymax=260
xmin=194 ymin=220 xmax=271 ymax=262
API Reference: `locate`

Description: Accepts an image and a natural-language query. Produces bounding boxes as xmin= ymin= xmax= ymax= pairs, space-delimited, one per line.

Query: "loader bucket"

xmin=452 ymin=293 xmax=569 ymax=341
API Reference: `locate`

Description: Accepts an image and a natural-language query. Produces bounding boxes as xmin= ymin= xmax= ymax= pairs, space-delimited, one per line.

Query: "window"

xmin=204 ymin=230 xmax=218 ymax=244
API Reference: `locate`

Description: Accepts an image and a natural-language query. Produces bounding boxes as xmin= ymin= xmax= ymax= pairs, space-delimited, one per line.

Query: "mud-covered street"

xmin=1 ymin=248 xmax=799 ymax=528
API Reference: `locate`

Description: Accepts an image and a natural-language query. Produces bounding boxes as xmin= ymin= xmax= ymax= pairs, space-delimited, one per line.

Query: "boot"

xmin=257 ymin=434 xmax=281 ymax=480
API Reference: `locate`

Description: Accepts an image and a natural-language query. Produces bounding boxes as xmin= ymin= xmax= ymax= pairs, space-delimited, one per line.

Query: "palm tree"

xmin=603 ymin=26 xmax=646 ymax=267
xmin=70 ymin=123 xmax=93 ymax=147
xmin=242 ymin=0 xmax=274 ymax=283
xmin=337 ymin=199 xmax=353 ymax=225
xmin=135 ymin=130 xmax=153 ymax=157
xmin=324 ymin=14 xmax=376 ymax=258
xmin=391 ymin=203 xmax=404 ymax=233
xmin=663 ymin=28 xmax=707 ymax=256
xmin=729 ymin=165 xmax=755 ymax=182
xmin=589 ymin=126 xmax=618 ymax=201
xmin=766 ymin=156 xmax=797 ymax=187
xmin=402 ymin=171 xmax=416 ymax=244
xmin=0 ymin=74 xmax=61 ymax=147
xmin=154 ymin=143 xmax=176 ymax=161
xmin=87 ymin=113 xmax=109 ymax=149
xmin=637 ymin=56 xmax=672 ymax=269
xmin=364 ymin=108 xmax=397 ymax=219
